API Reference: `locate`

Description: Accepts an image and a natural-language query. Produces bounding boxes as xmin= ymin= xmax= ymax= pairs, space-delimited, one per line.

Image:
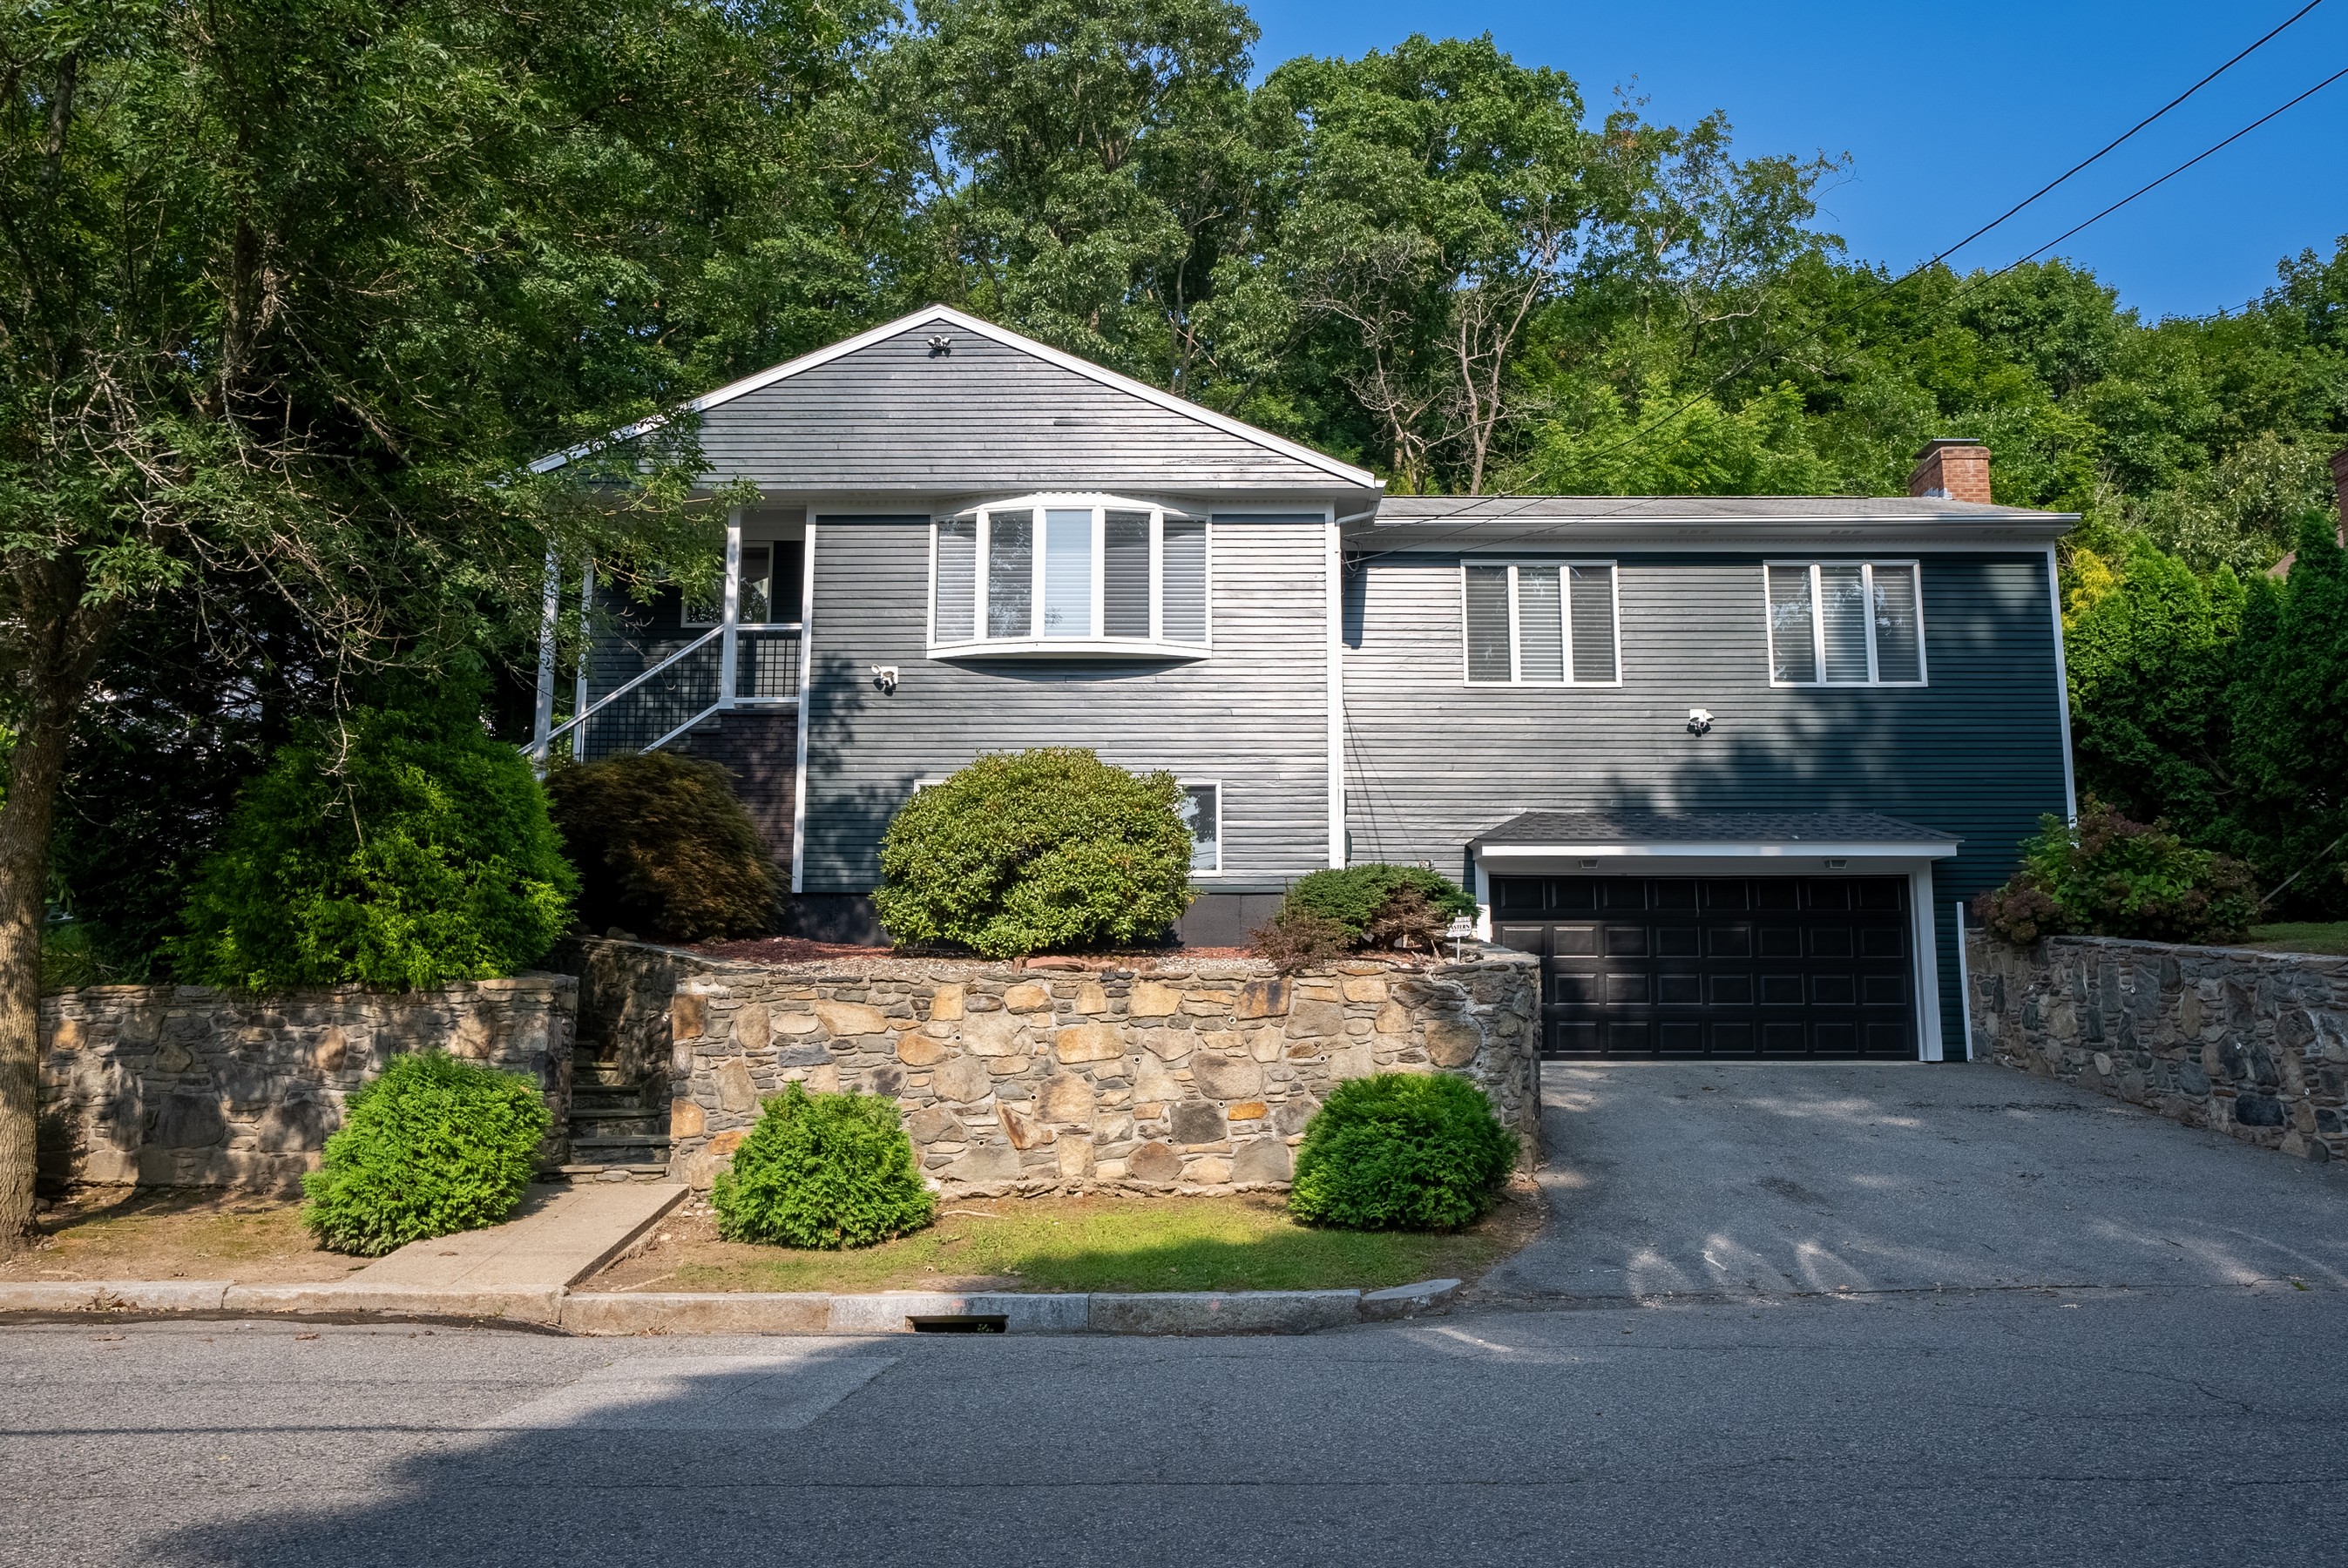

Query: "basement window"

xmin=1765 ymin=562 xmax=1926 ymax=686
xmin=930 ymin=496 xmax=1208 ymax=657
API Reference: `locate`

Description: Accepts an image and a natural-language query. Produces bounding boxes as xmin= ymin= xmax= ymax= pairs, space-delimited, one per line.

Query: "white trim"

xmin=930 ymin=494 xmax=1210 ymax=658
xmin=1325 ymin=511 xmax=1345 ymax=869
xmin=788 ymin=518 xmax=817 ymax=895
xmin=529 ymin=305 xmax=1381 ymax=489
xmin=1910 ymin=867 xmax=1945 ymax=1062
xmin=1180 ymin=779 xmax=1225 ymax=876
xmin=1458 ymin=559 xmax=1624 ymax=687
xmin=1477 ymin=841 xmax=1958 ymax=860
xmin=2047 ymin=544 xmax=2079 ymax=825
xmin=1954 ymin=899 xmax=1976 ymax=1062
xmin=1762 ymin=558 xmax=1930 ymax=688
xmin=1472 ymin=860 xmax=1492 ymax=942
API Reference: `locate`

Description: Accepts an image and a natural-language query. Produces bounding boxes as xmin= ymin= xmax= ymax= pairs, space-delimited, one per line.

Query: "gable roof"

xmin=531 ymin=305 xmax=1380 ymax=495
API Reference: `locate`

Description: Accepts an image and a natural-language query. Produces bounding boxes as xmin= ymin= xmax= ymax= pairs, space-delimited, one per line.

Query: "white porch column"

xmin=572 ymin=559 xmax=595 ymax=756
xmin=531 ymin=548 xmax=560 ymax=766
xmin=719 ymin=508 xmax=742 ymax=708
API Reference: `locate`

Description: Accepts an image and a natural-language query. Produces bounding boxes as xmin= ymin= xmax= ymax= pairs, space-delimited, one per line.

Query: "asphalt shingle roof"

xmin=1470 ymin=810 xmax=1959 ymax=848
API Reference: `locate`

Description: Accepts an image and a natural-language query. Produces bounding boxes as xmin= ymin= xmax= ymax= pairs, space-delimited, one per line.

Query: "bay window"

xmin=931 ymin=497 xmax=1209 ymax=653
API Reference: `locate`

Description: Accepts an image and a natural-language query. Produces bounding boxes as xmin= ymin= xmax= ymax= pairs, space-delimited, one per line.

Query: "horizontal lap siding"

xmin=695 ymin=328 xmax=1344 ymax=492
xmin=802 ymin=515 xmax=1332 ymax=894
xmin=1343 ymin=552 xmax=2070 ymax=1056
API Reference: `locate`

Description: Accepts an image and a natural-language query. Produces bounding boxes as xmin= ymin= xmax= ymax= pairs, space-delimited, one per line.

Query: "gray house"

xmin=534 ymin=306 xmax=2075 ymax=1064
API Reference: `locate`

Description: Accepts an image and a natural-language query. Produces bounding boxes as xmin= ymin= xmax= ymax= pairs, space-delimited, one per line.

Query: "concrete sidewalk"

xmin=352 ymin=1180 xmax=687 ymax=1292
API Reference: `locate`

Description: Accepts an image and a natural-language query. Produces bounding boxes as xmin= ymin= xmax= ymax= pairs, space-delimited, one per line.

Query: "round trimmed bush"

xmin=302 ymin=1051 xmax=552 ymax=1256
xmin=872 ymin=748 xmax=1193 ymax=956
xmin=545 ymin=751 xmax=781 ymax=942
xmin=1289 ymin=1072 xmax=1516 ymax=1231
xmin=712 ymin=1084 xmax=936 ymax=1249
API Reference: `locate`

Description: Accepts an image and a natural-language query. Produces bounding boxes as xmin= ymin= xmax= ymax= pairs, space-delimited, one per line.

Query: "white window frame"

xmin=1763 ymin=559 xmax=1930 ymax=688
xmin=1180 ymin=779 xmax=1223 ymax=876
xmin=926 ymin=493 xmax=1211 ymax=657
xmin=1458 ymin=559 xmax=1622 ymax=687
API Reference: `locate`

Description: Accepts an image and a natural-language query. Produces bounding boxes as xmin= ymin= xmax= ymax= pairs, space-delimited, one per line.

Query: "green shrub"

xmin=301 ymin=1051 xmax=551 ymax=1256
xmin=712 ymin=1083 xmax=937 ymax=1248
xmin=545 ymin=751 xmax=780 ymax=942
xmin=175 ymin=678 xmax=575 ymax=990
xmin=1286 ymin=865 xmax=1475 ymax=950
xmin=1973 ymin=798 xmax=2259 ymax=947
xmin=1289 ymin=1072 xmax=1516 ymax=1231
xmin=872 ymin=748 xmax=1192 ymax=957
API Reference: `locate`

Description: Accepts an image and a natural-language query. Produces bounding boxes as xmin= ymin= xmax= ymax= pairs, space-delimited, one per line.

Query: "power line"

xmin=1355 ymin=45 xmax=2348 ymax=564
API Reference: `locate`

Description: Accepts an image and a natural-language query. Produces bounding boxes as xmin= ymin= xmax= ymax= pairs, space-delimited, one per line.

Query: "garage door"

xmin=1491 ymin=875 xmax=1915 ymax=1059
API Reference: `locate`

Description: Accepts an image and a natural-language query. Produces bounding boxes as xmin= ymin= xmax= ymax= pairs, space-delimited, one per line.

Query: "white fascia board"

xmin=1476 ymin=841 xmax=1959 ymax=861
xmin=531 ymin=306 xmax=1383 ymax=491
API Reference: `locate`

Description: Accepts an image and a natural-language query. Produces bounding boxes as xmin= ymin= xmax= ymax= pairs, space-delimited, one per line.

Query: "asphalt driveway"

xmin=1479 ymin=1058 xmax=2348 ymax=1302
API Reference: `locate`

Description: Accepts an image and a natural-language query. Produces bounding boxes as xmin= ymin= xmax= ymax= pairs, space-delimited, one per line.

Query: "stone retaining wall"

xmin=37 ymin=977 xmax=577 ymax=1193
xmin=582 ymin=940 xmax=1541 ymax=1197
xmin=1966 ymin=932 xmax=2348 ymax=1162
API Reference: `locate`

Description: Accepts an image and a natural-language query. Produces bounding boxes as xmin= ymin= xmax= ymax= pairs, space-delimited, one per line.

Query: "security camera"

xmin=1687 ymin=707 xmax=1714 ymax=735
xmin=871 ymin=665 xmax=899 ymax=693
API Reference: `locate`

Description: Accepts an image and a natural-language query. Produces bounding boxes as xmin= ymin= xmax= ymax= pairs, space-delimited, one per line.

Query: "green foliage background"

xmin=302 ymin=1051 xmax=553 ymax=1257
xmin=713 ymin=1084 xmax=937 ymax=1248
xmin=874 ymin=748 xmax=1194 ymax=956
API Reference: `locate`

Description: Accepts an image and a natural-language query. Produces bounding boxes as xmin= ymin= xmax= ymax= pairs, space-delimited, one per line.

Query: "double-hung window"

xmin=1764 ymin=562 xmax=1925 ymax=686
xmin=1461 ymin=562 xmax=1620 ymax=685
xmin=931 ymin=496 xmax=1208 ymax=653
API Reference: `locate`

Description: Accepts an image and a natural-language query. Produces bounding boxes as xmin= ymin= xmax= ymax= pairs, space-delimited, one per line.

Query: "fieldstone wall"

xmin=587 ymin=940 xmax=1540 ymax=1197
xmin=1968 ymin=933 xmax=2348 ymax=1162
xmin=37 ymin=977 xmax=577 ymax=1193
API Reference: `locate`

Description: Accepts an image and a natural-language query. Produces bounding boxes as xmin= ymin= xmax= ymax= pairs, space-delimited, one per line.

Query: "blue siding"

xmin=1342 ymin=551 xmax=2072 ymax=1057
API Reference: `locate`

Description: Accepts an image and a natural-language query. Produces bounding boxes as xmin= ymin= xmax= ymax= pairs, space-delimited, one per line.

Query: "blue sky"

xmin=1244 ymin=0 xmax=2348 ymax=321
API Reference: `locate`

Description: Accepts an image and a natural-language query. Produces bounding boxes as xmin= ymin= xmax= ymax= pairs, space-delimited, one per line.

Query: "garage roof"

xmin=1472 ymin=811 xmax=1959 ymax=855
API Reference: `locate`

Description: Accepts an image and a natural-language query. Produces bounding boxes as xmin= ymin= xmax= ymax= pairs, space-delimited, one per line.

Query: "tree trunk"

xmin=0 ymin=585 xmax=115 ymax=1248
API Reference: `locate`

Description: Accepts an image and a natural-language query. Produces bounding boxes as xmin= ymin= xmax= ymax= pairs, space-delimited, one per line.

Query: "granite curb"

xmin=0 ymin=1277 xmax=1462 ymax=1335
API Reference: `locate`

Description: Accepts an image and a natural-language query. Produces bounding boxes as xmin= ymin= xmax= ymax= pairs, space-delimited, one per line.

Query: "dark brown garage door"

xmin=1491 ymin=875 xmax=1915 ymax=1059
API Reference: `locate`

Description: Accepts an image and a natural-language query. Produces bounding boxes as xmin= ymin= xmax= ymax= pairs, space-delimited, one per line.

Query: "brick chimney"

xmin=1908 ymin=439 xmax=1993 ymax=504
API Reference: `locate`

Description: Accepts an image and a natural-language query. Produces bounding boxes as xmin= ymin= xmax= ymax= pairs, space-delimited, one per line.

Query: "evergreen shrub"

xmin=544 ymin=751 xmax=780 ymax=942
xmin=1974 ymin=798 xmax=2259 ymax=947
xmin=872 ymin=748 xmax=1192 ymax=956
xmin=301 ymin=1051 xmax=551 ymax=1256
xmin=1289 ymin=1072 xmax=1516 ymax=1231
xmin=176 ymin=677 xmax=575 ymax=990
xmin=1284 ymin=865 xmax=1475 ymax=947
xmin=712 ymin=1084 xmax=937 ymax=1248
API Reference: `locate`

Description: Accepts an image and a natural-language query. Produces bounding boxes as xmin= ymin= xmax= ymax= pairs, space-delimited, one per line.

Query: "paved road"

xmin=4 ymin=1060 xmax=2344 ymax=1567
xmin=1487 ymin=1058 xmax=2348 ymax=1301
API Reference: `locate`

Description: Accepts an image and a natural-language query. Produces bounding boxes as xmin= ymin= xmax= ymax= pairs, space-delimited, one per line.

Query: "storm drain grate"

xmin=908 ymin=1315 xmax=1008 ymax=1334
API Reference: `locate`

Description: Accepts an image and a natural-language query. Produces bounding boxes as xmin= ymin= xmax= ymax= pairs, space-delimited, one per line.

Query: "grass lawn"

xmin=585 ymin=1190 xmax=1543 ymax=1296
xmin=0 ymin=1188 xmax=362 ymax=1284
xmin=2243 ymin=922 xmax=2348 ymax=956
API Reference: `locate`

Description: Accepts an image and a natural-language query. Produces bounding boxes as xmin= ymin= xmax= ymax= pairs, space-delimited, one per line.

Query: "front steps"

xmin=562 ymin=1059 xmax=671 ymax=1182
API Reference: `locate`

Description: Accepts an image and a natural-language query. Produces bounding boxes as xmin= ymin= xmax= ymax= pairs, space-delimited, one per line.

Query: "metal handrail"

xmin=523 ymin=624 xmax=723 ymax=760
